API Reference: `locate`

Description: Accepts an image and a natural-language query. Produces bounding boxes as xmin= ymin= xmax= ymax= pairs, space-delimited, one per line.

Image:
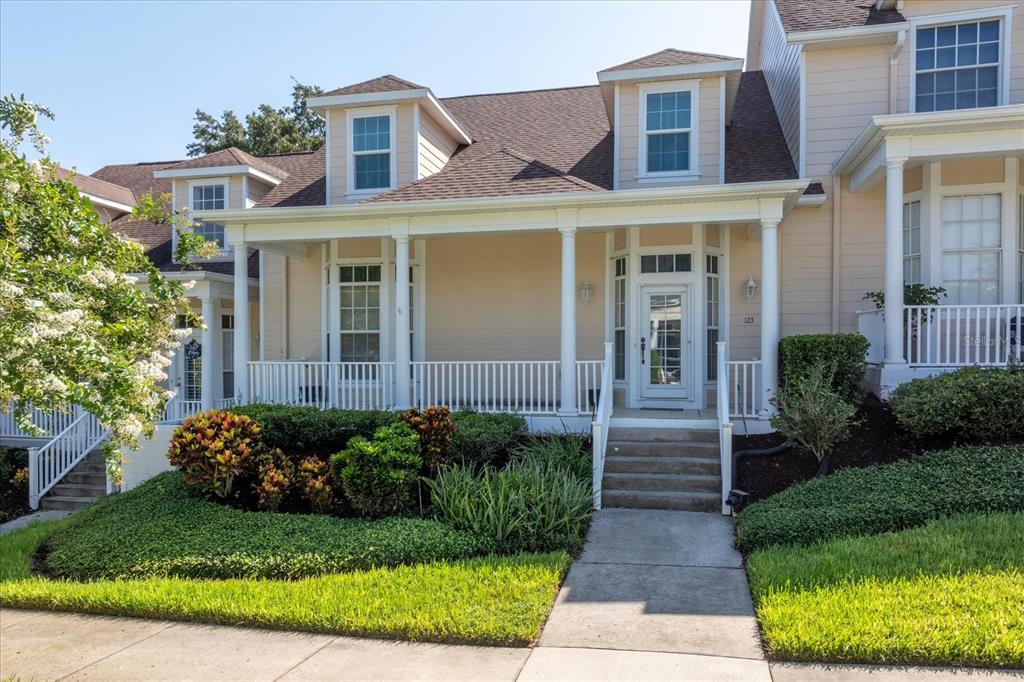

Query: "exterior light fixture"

xmin=745 ymin=277 xmax=759 ymax=300
xmin=578 ymin=281 xmax=594 ymax=304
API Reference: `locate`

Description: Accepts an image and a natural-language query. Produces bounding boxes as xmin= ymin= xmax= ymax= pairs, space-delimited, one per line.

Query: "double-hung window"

xmin=613 ymin=257 xmax=627 ymax=381
xmin=189 ymin=181 xmax=227 ymax=250
xmin=942 ymin=194 xmax=1001 ymax=304
xmin=351 ymin=113 xmax=393 ymax=191
xmin=915 ymin=19 xmax=1001 ymax=112
xmin=221 ymin=314 xmax=234 ymax=400
xmin=903 ymin=200 xmax=922 ymax=285
xmin=640 ymin=83 xmax=697 ymax=176
xmin=339 ymin=264 xmax=382 ymax=362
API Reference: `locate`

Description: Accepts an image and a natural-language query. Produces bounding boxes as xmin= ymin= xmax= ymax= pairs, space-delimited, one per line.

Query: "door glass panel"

xmin=648 ymin=293 xmax=683 ymax=386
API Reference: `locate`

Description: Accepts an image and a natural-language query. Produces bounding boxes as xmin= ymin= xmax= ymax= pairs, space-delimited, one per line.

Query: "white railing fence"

xmin=250 ymin=361 xmax=395 ymax=410
xmin=716 ymin=342 xmax=733 ymax=515
xmin=905 ymin=304 xmax=1024 ymax=367
xmin=0 ymin=404 xmax=80 ymax=440
xmin=726 ymin=359 xmax=762 ymax=419
xmin=857 ymin=308 xmax=885 ymax=364
xmin=590 ymin=343 xmax=614 ymax=510
xmin=576 ymin=360 xmax=604 ymax=415
xmin=28 ymin=411 xmax=108 ymax=508
xmin=411 ymin=361 xmax=561 ymax=414
xmin=214 ymin=398 xmax=237 ymax=410
xmin=160 ymin=399 xmax=202 ymax=424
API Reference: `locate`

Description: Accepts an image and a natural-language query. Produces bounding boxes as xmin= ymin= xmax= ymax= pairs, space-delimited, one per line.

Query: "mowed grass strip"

xmin=0 ymin=521 xmax=570 ymax=646
xmin=747 ymin=513 xmax=1024 ymax=667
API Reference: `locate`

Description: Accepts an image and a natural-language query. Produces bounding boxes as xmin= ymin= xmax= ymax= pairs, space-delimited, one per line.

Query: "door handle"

xmin=640 ymin=337 xmax=646 ymax=364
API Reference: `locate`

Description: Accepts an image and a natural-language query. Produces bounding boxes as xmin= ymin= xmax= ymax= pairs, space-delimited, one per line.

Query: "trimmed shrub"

xmin=42 ymin=472 xmax=483 ymax=580
xmin=331 ymin=423 xmax=422 ymax=518
xmin=451 ymin=411 xmax=527 ymax=468
xmin=297 ymin=456 xmax=334 ymax=513
xmin=778 ymin=334 xmax=870 ymax=404
xmin=890 ymin=366 xmax=1024 ymax=444
xmin=168 ymin=410 xmax=262 ymax=499
xmin=399 ymin=406 xmax=456 ymax=474
xmin=427 ymin=460 xmax=592 ymax=553
xmin=735 ymin=444 xmax=1024 ymax=553
xmin=771 ymin=361 xmax=858 ymax=466
xmin=231 ymin=404 xmax=395 ymax=456
xmin=253 ymin=448 xmax=294 ymax=512
xmin=511 ymin=434 xmax=592 ymax=483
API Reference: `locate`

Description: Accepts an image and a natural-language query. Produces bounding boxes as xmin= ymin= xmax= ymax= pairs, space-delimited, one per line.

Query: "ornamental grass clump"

xmin=168 ymin=410 xmax=262 ymax=499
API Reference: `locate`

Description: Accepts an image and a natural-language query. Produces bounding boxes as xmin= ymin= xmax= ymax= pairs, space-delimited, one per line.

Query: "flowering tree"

xmin=0 ymin=94 xmax=195 ymax=471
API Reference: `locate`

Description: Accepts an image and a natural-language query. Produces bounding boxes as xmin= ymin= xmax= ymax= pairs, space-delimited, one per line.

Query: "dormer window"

xmin=189 ymin=179 xmax=227 ymax=251
xmin=914 ymin=19 xmax=1001 ymax=112
xmin=348 ymin=108 xmax=396 ymax=193
xmin=638 ymin=81 xmax=699 ymax=179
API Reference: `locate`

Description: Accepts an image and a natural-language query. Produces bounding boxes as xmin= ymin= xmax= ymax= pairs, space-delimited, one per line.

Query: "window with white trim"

xmin=640 ymin=253 xmax=692 ymax=273
xmin=339 ymin=264 xmax=381 ymax=362
xmin=352 ymin=115 xmax=391 ymax=190
xmin=941 ymin=194 xmax=1001 ymax=304
xmin=640 ymin=84 xmax=696 ymax=176
xmin=706 ymin=254 xmax=720 ymax=382
xmin=221 ymin=314 xmax=234 ymax=400
xmin=190 ymin=182 xmax=227 ymax=249
xmin=613 ymin=257 xmax=626 ymax=381
xmin=915 ymin=19 xmax=1001 ymax=112
xmin=903 ymin=200 xmax=922 ymax=285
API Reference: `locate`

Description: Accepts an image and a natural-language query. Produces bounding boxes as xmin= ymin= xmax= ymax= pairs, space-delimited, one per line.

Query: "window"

xmin=183 ymin=339 xmax=201 ymax=402
xmin=339 ymin=264 xmax=381 ymax=362
xmin=190 ymin=182 xmax=227 ymax=250
xmin=641 ymin=85 xmax=696 ymax=175
xmin=222 ymin=314 xmax=234 ymax=400
xmin=706 ymin=255 xmax=720 ymax=381
xmin=903 ymin=200 xmax=922 ymax=285
xmin=352 ymin=115 xmax=392 ymax=190
xmin=640 ymin=253 xmax=692 ymax=274
xmin=942 ymin=194 xmax=1001 ymax=304
xmin=613 ymin=257 xmax=626 ymax=381
xmin=915 ymin=20 xmax=1000 ymax=112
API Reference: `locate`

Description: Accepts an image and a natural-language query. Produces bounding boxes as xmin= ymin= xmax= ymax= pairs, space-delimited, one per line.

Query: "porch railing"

xmin=905 ymin=304 xmax=1024 ymax=367
xmin=0 ymin=404 xmax=80 ymax=440
xmin=160 ymin=399 xmax=202 ymax=423
xmin=590 ymin=343 xmax=614 ymax=510
xmin=411 ymin=361 xmax=561 ymax=414
xmin=726 ymin=360 xmax=762 ymax=419
xmin=28 ymin=410 xmax=108 ymax=509
xmin=249 ymin=361 xmax=396 ymax=410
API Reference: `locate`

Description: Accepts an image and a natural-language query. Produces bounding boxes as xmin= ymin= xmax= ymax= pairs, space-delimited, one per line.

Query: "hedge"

xmin=43 ymin=472 xmax=484 ymax=580
xmin=734 ymin=444 xmax=1024 ymax=552
xmin=890 ymin=366 xmax=1024 ymax=444
xmin=778 ymin=333 xmax=870 ymax=404
xmin=230 ymin=404 xmax=396 ymax=456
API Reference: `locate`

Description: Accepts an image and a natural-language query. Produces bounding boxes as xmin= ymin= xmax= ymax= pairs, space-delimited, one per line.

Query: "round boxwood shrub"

xmin=778 ymin=333 xmax=870 ymax=404
xmin=890 ymin=366 xmax=1024 ymax=443
xmin=331 ymin=422 xmax=422 ymax=518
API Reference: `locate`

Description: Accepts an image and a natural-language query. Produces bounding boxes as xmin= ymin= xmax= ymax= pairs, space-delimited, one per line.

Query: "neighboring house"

xmin=8 ymin=0 xmax=1021 ymax=512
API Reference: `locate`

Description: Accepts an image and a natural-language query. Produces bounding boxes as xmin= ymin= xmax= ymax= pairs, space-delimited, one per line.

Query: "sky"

xmin=0 ymin=0 xmax=751 ymax=174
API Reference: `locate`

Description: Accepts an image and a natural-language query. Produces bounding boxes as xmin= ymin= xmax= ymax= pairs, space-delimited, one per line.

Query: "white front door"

xmin=640 ymin=286 xmax=691 ymax=400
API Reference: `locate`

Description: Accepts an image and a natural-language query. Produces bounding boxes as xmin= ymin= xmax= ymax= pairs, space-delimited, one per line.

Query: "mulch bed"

xmin=734 ymin=394 xmax=955 ymax=503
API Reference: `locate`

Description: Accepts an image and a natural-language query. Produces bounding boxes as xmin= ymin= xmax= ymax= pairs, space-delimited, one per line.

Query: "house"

xmin=8 ymin=0 xmax=1022 ymax=513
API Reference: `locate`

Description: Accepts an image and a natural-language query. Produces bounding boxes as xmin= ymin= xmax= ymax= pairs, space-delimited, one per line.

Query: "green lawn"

xmin=0 ymin=519 xmax=570 ymax=646
xmin=746 ymin=513 xmax=1024 ymax=667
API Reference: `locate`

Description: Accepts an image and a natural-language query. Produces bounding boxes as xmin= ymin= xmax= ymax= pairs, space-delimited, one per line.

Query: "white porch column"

xmin=394 ymin=235 xmax=412 ymax=409
xmin=559 ymin=225 xmax=578 ymax=415
xmin=233 ymin=244 xmax=250 ymax=403
xmin=200 ymin=296 xmax=215 ymax=412
xmin=760 ymin=220 xmax=780 ymax=413
xmin=884 ymin=157 xmax=907 ymax=365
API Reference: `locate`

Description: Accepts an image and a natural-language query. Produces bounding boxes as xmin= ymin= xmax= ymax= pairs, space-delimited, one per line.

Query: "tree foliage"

xmin=0 ymin=93 xmax=194 ymax=468
xmin=187 ymin=80 xmax=324 ymax=157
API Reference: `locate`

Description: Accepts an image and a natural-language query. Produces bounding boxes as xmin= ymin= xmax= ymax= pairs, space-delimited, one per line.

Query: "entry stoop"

xmin=39 ymin=449 xmax=107 ymax=512
xmin=602 ymin=427 xmax=720 ymax=512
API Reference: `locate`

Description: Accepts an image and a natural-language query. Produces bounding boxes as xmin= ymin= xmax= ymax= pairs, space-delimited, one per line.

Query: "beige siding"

xmin=173 ymin=176 xmax=244 ymax=211
xmin=418 ymin=108 xmax=458 ymax=179
xmin=260 ymin=247 xmax=322 ymax=361
xmin=617 ymin=77 xmax=722 ymax=189
xmin=327 ymin=102 xmax=417 ymax=205
xmin=728 ymin=225 xmax=761 ymax=360
xmin=639 ymin=225 xmax=693 ymax=247
xmin=247 ymin=178 xmax=272 ymax=208
xmin=261 ymin=252 xmax=287 ymax=359
xmin=941 ymin=157 xmax=1005 ymax=186
xmin=759 ymin=0 xmax=802 ymax=168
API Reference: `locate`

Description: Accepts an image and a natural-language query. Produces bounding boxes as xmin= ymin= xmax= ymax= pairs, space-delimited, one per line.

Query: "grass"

xmin=746 ymin=513 xmax=1024 ymax=667
xmin=43 ymin=472 xmax=484 ymax=580
xmin=0 ymin=519 xmax=571 ymax=646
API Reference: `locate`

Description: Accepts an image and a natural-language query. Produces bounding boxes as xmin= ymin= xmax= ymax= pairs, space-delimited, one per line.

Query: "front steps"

xmin=39 ymin=449 xmax=107 ymax=512
xmin=602 ymin=427 xmax=720 ymax=512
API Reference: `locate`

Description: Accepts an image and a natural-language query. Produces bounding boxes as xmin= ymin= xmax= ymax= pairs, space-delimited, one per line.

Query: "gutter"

xmin=787 ymin=22 xmax=907 ymax=46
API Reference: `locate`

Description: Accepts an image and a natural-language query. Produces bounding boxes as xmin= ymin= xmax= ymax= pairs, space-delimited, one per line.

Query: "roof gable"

xmin=600 ymin=48 xmax=741 ymax=73
xmin=322 ymin=74 xmax=425 ymax=97
xmin=159 ymin=147 xmax=289 ymax=180
xmin=773 ymin=0 xmax=904 ymax=34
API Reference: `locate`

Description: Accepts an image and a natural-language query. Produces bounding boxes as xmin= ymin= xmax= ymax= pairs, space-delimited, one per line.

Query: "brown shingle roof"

xmin=724 ymin=71 xmax=798 ymax=184
xmin=92 ymin=160 xmax=177 ymax=199
xmin=160 ymin=147 xmax=289 ymax=179
xmin=322 ymin=74 xmax=425 ymax=97
xmin=601 ymin=48 xmax=740 ymax=73
xmin=57 ymin=167 xmax=136 ymax=208
xmin=774 ymin=0 xmax=904 ymax=34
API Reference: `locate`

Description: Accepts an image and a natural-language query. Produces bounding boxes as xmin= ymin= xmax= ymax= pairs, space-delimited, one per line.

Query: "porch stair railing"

xmin=28 ymin=410 xmax=108 ymax=509
xmin=716 ymin=342 xmax=734 ymax=515
xmin=590 ymin=343 xmax=614 ymax=510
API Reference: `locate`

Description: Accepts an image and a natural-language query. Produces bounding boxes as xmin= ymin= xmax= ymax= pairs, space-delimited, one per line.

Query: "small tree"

xmin=770 ymin=362 xmax=857 ymax=476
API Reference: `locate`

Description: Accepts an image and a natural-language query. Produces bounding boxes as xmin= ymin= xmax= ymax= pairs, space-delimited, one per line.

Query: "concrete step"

xmin=603 ymin=490 xmax=720 ymax=512
xmin=39 ymin=495 xmax=99 ymax=511
xmin=606 ymin=440 xmax=718 ymax=458
xmin=50 ymin=482 xmax=106 ymax=498
xmin=63 ymin=471 xmax=107 ymax=486
xmin=604 ymin=456 xmax=721 ymax=476
xmin=606 ymin=427 xmax=717 ymax=443
xmin=603 ymin=472 xmax=720 ymax=494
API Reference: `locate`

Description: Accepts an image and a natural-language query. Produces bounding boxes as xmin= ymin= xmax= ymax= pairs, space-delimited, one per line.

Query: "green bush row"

xmin=890 ymin=366 xmax=1024 ymax=443
xmin=735 ymin=444 xmax=1024 ymax=553
xmin=778 ymin=333 xmax=869 ymax=404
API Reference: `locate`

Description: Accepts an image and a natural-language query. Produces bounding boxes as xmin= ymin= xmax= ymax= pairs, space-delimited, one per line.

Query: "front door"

xmin=640 ymin=286 xmax=690 ymax=400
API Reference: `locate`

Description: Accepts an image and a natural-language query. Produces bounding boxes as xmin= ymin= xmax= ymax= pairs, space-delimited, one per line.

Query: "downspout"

xmin=831 ymin=173 xmax=842 ymax=332
xmin=889 ymin=29 xmax=906 ymax=114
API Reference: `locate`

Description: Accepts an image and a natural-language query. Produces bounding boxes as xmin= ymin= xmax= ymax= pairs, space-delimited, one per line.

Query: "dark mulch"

xmin=734 ymin=394 xmax=956 ymax=503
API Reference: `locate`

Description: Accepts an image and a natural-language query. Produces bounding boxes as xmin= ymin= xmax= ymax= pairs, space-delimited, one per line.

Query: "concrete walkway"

xmin=3 ymin=508 xmax=1022 ymax=681
xmin=0 ymin=509 xmax=70 ymax=535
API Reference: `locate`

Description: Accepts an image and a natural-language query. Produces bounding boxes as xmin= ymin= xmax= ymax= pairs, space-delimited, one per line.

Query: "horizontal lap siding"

xmin=759 ymin=0 xmax=802 ymax=168
xmin=262 ymin=252 xmax=286 ymax=359
xmin=418 ymin=111 xmax=458 ymax=179
xmin=729 ymin=226 xmax=761 ymax=360
xmin=328 ymin=102 xmax=417 ymax=205
xmin=287 ymin=246 xmax=322 ymax=360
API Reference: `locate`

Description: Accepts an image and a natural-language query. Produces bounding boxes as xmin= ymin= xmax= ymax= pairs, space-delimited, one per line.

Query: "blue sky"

xmin=0 ymin=0 xmax=750 ymax=173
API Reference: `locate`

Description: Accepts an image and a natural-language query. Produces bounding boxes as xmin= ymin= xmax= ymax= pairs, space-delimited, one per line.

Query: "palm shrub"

xmin=331 ymin=423 xmax=422 ymax=518
xmin=399 ymin=406 xmax=456 ymax=474
xmin=512 ymin=435 xmax=591 ymax=482
xmin=168 ymin=410 xmax=262 ymax=499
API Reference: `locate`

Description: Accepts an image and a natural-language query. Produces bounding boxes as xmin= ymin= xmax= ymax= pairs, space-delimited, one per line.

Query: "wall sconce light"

xmin=745 ymin=277 xmax=759 ymax=300
xmin=578 ymin=281 xmax=594 ymax=304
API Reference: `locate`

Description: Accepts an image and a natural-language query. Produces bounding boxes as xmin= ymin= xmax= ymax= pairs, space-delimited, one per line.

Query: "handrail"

xmin=28 ymin=410 xmax=108 ymax=508
xmin=716 ymin=341 xmax=733 ymax=516
xmin=591 ymin=342 xmax=614 ymax=510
